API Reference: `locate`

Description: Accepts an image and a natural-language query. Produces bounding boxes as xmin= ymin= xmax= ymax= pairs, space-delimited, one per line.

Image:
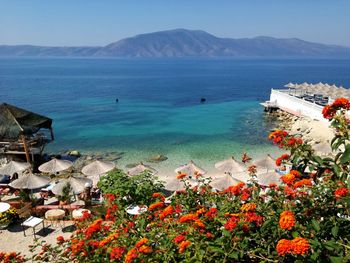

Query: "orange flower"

xmin=276 ymin=239 xmax=291 ymax=256
xmin=241 ymin=203 xmax=256 ymax=212
xmin=149 ymin=201 xmax=164 ymax=211
xmin=138 ymin=245 xmax=152 ymax=254
xmin=279 ymin=211 xmax=296 ymax=230
xmin=247 ymin=165 xmax=257 ymax=175
xmin=225 ymin=182 xmax=245 ymax=195
xmin=110 ymin=247 xmax=126 ymax=261
xmin=224 ymin=216 xmax=238 ymax=231
xmin=196 ymin=207 xmax=206 ymax=215
xmin=135 ymin=238 xmax=149 ymax=248
xmin=152 ymin=192 xmax=165 ymax=201
xmin=194 ymin=219 xmax=206 ymax=229
xmin=178 ymin=240 xmax=191 ymax=253
xmin=177 ymin=172 xmax=187 ymax=179
xmin=293 ymin=179 xmax=312 ymax=188
xmin=291 ymin=237 xmax=310 ymax=255
xmin=159 ymin=205 xmax=174 ymax=220
xmin=281 ymin=173 xmax=295 ymax=185
xmin=125 ymin=248 xmax=138 ymax=263
xmin=179 ymin=213 xmax=198 ymax=223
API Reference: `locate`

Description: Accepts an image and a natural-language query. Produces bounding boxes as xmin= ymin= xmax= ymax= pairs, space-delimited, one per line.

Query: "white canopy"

xmin=0 ymin=161 xmax=30 ymax=176
xmin=175 ymin=160 xmax=206 ymax=177
xmin=52 ymin=176 xmax=93 ymax=195
xmin=39 ymin=158 xmax=73 ymax=174
xmin=215 ymin=156 xmax=246 ymax=175
xmin=81 ymin=160 xmax=115 ymax=176
xmin=9 ymin=174 xmax=50 ymax=190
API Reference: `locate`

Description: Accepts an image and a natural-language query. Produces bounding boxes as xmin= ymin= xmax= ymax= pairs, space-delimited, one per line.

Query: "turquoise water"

xmin=1 ymin=58 xmax=350 ymax=175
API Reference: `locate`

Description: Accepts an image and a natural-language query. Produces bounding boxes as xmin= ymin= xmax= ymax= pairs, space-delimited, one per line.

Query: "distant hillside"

xmin=1 ymin=29 xmax=350 ymax=58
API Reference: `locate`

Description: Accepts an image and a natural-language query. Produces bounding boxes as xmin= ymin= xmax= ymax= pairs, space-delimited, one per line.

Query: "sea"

xmin=1 ymin=58 xmax=350 ymax=175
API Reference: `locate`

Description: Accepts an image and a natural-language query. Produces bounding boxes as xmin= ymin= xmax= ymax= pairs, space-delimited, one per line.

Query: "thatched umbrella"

xmin=313 ymin=143 xmax=333 ymax=156
xmin=52 ymin=176 xmax=92 ymax=195
xmin=284 ymin=82 xmax=295 ymax=88
xmin=127 ymin=163 xmax=157 ymax=176
xmin=253 ymin=154 xmax=276 ymax=172
xmin=9 ymin=174 xmax=50 ymax=190
xmin=175 ymin=160 xmax=206 ymax=177
xmin=210 ymin=174 xmax=241 ymax=191
xmin=81 ymin=160 xmax=115 ymax=176
xmin=164 ymin=176 xmax=199 ymax=192
xmin=215 ymin=156 xmax=246 ymax=175
xmin=256 ymin=170 xmax=281 ymax=186
xmin=38 ymin=158 xmax=73 ymax=174
xmin=0 ymin=161 xmax=30 ymax=176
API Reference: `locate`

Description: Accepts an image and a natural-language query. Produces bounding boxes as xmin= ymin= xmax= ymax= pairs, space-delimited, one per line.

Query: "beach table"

xmin=126 ymin=205 xmax=147 ymax=215
xmin=0 ymin=202 xmax=10 ymax=213
xmin=45 ymin=208 xmax=65 ymax=228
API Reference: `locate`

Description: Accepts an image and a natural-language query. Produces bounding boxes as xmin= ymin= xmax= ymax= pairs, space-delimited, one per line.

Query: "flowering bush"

xmin=6 ymin=98 xmax=350 ymax=262
xmin=0 ymin=208 xmax=19 ymax=226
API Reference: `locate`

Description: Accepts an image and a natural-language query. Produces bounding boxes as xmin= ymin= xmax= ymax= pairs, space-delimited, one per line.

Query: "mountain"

xmin=1 ymin=29 xmax=350 ymax=58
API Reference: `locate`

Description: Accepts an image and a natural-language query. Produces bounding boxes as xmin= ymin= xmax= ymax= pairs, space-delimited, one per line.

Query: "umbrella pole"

xmin=21 ymin=135 xmax=31 ymax=164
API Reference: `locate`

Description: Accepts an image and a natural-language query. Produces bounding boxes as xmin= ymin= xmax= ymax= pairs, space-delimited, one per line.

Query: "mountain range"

xmin=1 ymin=29 xmax=350 ymax=58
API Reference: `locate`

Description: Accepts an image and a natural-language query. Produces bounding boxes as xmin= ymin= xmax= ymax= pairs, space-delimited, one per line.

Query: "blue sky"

xmin=1 ymin=0 xmax=349 ymax=46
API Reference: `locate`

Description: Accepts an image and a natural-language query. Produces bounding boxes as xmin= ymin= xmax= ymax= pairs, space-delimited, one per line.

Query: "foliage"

xmin=4 ymin=97 xmax=350 ymax=262
xmin=0 ymin=208 xmax=19 ymax=226
xmin=97 ymin=169 xmax=165 ymax=206
xmin=57 ymin=182 xmax=73 ymax=203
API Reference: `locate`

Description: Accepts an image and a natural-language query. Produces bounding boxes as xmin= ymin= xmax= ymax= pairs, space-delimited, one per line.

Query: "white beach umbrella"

xmin=284 ymin=82 xmax=295 ymax=88
xmin=210 ymin=174 xmax=241 ymax=191
xmin=313 ymin=143 xmax=333 ymax=156
xmin=127 ymin=163 xmax=157 ymax=176
xmin=52 ymin=176 xmax=92 ymax=195
xmin=164 ymin=176 xmax=199 ymax=192
xmin=39 ymin=158 xmax=73 ymax=174
xmin=215 ymin=156 xmax=246 ymax=175
xmin=175 ymin=160 xmax=206 ymax=177
xmin=256 ymin=170 xmax=281 ymax=186
xmin=253 ymin=154 xmax=276 ymax=172
xmin=0 ymin=161 xmax=30 ymax=176
xmin=81 ymin=160 xmax=115 ymax=176
xmin=9 ymin=174 xmax=50 ymax=190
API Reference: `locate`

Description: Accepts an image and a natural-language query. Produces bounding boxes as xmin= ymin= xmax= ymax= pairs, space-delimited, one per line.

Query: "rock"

xmin=146 ymin=154 xmax=168 ymax=163
xmin=69 ymin=150 xmax=81 ymax=157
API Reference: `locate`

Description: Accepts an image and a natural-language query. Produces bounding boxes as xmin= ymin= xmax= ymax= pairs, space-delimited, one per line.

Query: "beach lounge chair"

xmin=18 ymin=203 xmax=44 ymax=238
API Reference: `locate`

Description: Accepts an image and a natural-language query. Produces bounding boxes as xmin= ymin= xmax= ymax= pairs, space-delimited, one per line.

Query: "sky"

xmin=0 ymin=0 xmax=350 ymax=47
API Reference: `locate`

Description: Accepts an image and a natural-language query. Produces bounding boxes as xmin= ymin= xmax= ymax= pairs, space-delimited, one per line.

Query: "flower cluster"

xmin=275 ymin=153 xmax=290 ymax=166
xmin=276 ymin=237 xmax=310 ymax=256
xmin=322 ymin=97 xmax=350 ymax=120
xmin=279 ymin=211 xmax=296 ymax=230
xmin=0 ymin=252 xmax=25 ymax=263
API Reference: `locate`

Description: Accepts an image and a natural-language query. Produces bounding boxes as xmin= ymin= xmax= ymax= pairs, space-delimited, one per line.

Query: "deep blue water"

xmin=1 ymin=58 xmax=350 ymax=171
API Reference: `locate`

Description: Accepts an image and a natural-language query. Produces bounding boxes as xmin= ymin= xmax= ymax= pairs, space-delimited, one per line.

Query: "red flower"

xmin=275 ymin=154 xmax=290 ymax=166
xmin=206 ymin=232 xmax=215 ymax=238
xmin=152 ymin=192 xmax=165 ymax=201
xmin=293 ymin=179 xmax=312 ymax=188
xmin=179 ymin=213 xmax=199 ymax=223
xmin=334 ymin=187 xmax=349 ymax=199
xmin=225 ymin=182 xmax=245 ymax=195
xmin=281 ymin=173 xmax=296 ymax=185
xmin=242 ymin=153 xmax=252 ymax=163
xmin=247 ymin=165 xmax=257 ymax=175
xmin=110 ymin=247 xmax=126 ymax=260
xmin=205 ymin=207 xmax=218 ymax=219
xmin=56 ymin=235 xmax=64 ymax=243
xmin=224 ymin=216 xmax=238 ymax=231
xmin=159 ymin=205 xmax=174 ymax=220
xmin=173 ymin=235 xmax=186 ymax=244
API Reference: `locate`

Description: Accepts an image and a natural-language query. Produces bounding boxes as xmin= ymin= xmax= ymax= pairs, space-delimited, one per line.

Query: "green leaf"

xmin=333 ymin=164 xmax=341 ymax=176
xmin=331 ymin=225 xmax=339 ymax=238
xmin=329 ymin=256 xmax=343 ymax=263
xmin=312 ymin=219 xmax=320 ymax=232
xmin=228 ymin=251 xmax=239 ymax=260
xmin=291 ymin=231 xmax=299 ymax=238
xmin=340 ymin=144 xmax=350 ymax=164
xmin=313 ymin=156 xmax=323 ymax=165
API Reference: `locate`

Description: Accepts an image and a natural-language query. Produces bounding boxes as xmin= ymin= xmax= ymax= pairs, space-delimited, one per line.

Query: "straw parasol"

xmin=210 ymin=174 xmax=241 ymax=191
xmin=38 ymin=158 xmax=73 ymax=174
xmin=215 ymin=156 xmax=246 ymax=175
xmin=0 ymin=161 xmax=30 ymax=176
xmin=52 ymin=176 xmax=92 ymax=195
xmin=81 ymin=160 xmax=115 ymax=176
xmin=313 ymin=143 xmax=333 ymax=156
xmin=256 ymin=170 xmax=281 ymax=186
xmin=253 ymin=154 xmax=276 ymax=172
xmin=284 ymin=82 xmax=295 ymax=88
xmin=9 ymin=174 xmax=50 ymax=189
xmin=175 ymin=160 xmax=206 ymax=177
xmin=164 ymin=176 xmax=198 ymax=192
xmin=127 ymin=163 xmax=157 ymax=176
